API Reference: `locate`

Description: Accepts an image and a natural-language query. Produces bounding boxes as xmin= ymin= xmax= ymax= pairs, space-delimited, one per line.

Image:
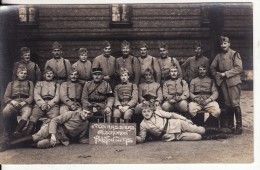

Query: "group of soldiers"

xmin=0 ymin=36 xmax=243 ymax=151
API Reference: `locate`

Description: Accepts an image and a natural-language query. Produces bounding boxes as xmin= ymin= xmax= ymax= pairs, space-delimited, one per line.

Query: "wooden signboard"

xmin=89 ymin=123 xmax=136 ymax=146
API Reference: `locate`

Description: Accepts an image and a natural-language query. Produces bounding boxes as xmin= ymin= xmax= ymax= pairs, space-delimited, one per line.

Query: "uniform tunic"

xmin=158 ymin=56 xmax=182 ymax=83
xmin=162 ymin=78 xmax=189 ymax=112
xmin=72 ymin=60 xmax=92 ymax=85
xmin=189 ymin=76 xmax=220 ymax=117
xmin=29 ymin=81 xmax=60 ymax=122
xmin=92 ymin=54 xmax=116 ymax=78
xmin=210 ymin=48 xmax=243 ymax=107
xmin=60 ymin=81 xmax=83 ymax=113
xmin=116 ymin=55 xmax=141 ymax=85
xmin=181 ymin=56 xmax=209 ymax=83
xmin=12 ymin=60 xmax=41 ymax=83
xmin=137 ymin=110 xmax=204 ymax=143
xmin=138 ymin=55 xmax=161 ymax=83
xmin=113 ymin=82 xmax=138 ymax=119
xmin=45 ymin=57 xmax=72 ymax=83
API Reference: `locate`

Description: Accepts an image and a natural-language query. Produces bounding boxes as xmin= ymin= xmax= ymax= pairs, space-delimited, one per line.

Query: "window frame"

xmin=17 ymin=5 xmax=39 ymax=26
xmin=110 ymin=4 xmax=133 ymax=28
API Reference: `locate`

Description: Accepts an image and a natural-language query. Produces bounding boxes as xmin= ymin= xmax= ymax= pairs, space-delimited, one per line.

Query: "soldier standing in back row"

xmin=72 ymin=48 xmax=92 ymax=86
xmin=210 ymin=36 xmax=243 ymax=135
xmin=157 ymin=42 xmax=183 ymax=85
xmin=12 ymin=47 xmax=41 ymax=83
xmin=92 ymin=40 xmax=116 ymax=89
xmin=138 ymin=41 xmax=161 ymax=84
xmin=116 ymin=40 xmax=141 ymax=85
xmin=45 ymin=41 xmax=72 ymax=84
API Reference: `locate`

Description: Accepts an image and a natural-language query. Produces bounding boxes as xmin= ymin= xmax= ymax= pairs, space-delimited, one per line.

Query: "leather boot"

xmin=25 ymin=121 xmax=36 ymax=135
xmin=233 ymin=106 xmax=243 ymax=135
xmin=1 ymin=135 xmax=34 ymax=152
xmin=204 ymin=127 xmax=232 ymax=134
xmin=113 ymin=118 xmax=119 ymax=123
xmin=13 ymin=119 xmax=27 ymax=137
xmin=220 ymin=108 xmax=229 ymax=128
xmin=124 ymin=119 xmax=130 ymax=123
xmin=191 ymin=111 xmax=204 ymax=126
xmin=202 ymin=133 xmax=228 ymax=140
xmin=227 ymin=108 xmax=235 ymax=130
xmin=182 ymin=112 xmax=192 ymax=120
xmin=204 ymin=114 xmax=218 ymax=127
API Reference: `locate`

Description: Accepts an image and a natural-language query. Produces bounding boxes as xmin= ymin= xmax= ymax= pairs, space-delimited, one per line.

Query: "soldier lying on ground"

xmin=0 ymin=109 xmax=91 ymax=152
xmin=136 ymin=103 xmax=229 ymax=144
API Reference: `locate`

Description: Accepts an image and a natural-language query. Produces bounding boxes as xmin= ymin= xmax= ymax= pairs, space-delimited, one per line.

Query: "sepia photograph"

xmin=0 ymin=0 xmax=257 ymax=167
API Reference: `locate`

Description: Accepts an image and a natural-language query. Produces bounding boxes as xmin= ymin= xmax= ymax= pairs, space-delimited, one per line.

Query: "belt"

xmin=193 ymin=92 xmax=212 ymax=95
xmin=12 ymin=94 xmax=29 ymax=99
xmin=143 ymin=94 xmax=156 ymax=101
xmin=155 ymin=118 xmax=169 ymax=140
xmin=120 ymin=98 xmax=131 ymax=102
xmin=69 ymin=98 xmax=81 ymax=102
xmin=89 ymin=99 xmax=106 ymax=103
xmin=42 ymin=96 xmax=54 ymax=100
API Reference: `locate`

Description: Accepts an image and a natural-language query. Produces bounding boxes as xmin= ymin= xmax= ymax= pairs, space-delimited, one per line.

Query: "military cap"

xmin=169 ymin=65 xmax=178 ymax=70
xmin=20 ymin=47 xmax=30 ymax=55
xmin=79 ymin=48 xmax=88 ymax=55
xmin=69 ymin=69 xmax=79 ymax=75
xmin=52 ymin=41 xmax=62 ymax=50
xmin=44 ymin=66 xmax=54 ymax=74
xmin=119 ymin=67 xmax=129 ymax=75
xmin=139 ymin=41 xmax=149 ymax=49
xmin=17 ymin=65 xmax=27 ymax=74
xmin=121 ymin=40 xmax=130 ymax=48
xmin=193 ymin=41 xmax=202 ymax=49
xmin=92 ymin=68 xmax=103 ymax=74
xmin=158 ymin=42 xmax=168 ymax=50
xmin=220 ymin=36 xmax=230 ymax=43
xmin=102 ymin=40 xmax=111 ymax=49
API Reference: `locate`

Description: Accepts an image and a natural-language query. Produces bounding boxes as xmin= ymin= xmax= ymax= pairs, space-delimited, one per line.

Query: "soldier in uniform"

xmin=210 ymin=36 xmax=243 ymax=135
xmin=135 ymin=68 xmax=163 ymax=115
xmin=92 ymin=40 xmax=116 ymax=89
xmin=45 ymin=41 xmax=72 ymax=84
xmin=72 ymin=48 xmax=92 ymax=86
xmin=60 ymin=70 xmax=83 ymax=114
xmin=189 ymin=65 xmax=221 ymax=127
xmin=136 ymin=103 xmax=228 ymax=143
xmin=25 ymin=67 xmax=60 ymax=135
xmin=181 ymin=41 xmax=210 ymax=83
xmin=116 ymin=40 xmax=141 ymax=85
xmin=12 ymin=47 xmax=41 ymax=83
xmin=81 ymin=68 xmax=114 ymax=123
xmin=2 ymin=65 xmax=34 ymax=140
xmin=0 ymin=109 xmax=91 ymax=151
xmin=157 ymin=42 xmax=182 ymax=85
xmin=162 ymin=66 xmax=190 ymax=118
xmin=113 ymin=68 xmax=138 ymax=123
xmin=138 ymin=41 xmax=161 ymax=84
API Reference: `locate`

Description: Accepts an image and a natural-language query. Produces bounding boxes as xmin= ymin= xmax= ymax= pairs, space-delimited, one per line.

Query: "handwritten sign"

xmin=89 ymin=123 xmax=136 ymax=146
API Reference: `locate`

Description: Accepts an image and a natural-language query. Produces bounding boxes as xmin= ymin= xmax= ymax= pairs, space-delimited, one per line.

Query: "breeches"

xmin=220 ymin=81 xmax=241 ymax=107
xmin=189 ymin=101 xmax=221 ymax=118
xmin=3 ymin=103 xmax=32 ymax=120
xmin=29 ymin=104 xmax=60 ymax=123
xmin=162 ymin=100 xmax=188 ymax=112
xmin=113 ymin=108 xmax=134 ymax=119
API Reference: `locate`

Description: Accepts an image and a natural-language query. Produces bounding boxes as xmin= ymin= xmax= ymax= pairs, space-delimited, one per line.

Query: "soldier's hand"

xmin=92 ymin=107 xmax=98 ymax=113
xmin=70 ymin=104 xmax=78 ymax=111
xmin=50 ymin=134 xmax=57 ymax=147
xmin=40 ymin=104 xmax=47 ymax=111
xmin=216 ymin=72 xmax=224 ymax=78
xmin=175 ymin=96 xmax=182 ymax=102
xmin=19 ymin=101 xmax=27 ymax=107
xmin=194 ymin=98 xmax=201 ymax=104
xmin=10 ymin=100 xmax=19 ymax=107
xmin=169 ymin=99 xmax=176 ymax=104
xmin=202 ymin=98 xmax=212 ymax=106
xmin=186 ymin=119 xmax=193 ymax=124
xmin=104 ymin=107 xmax=111 ymax=114
xmin=45 ymin=104 xmax=51 ymax=111
xmin=122 ymin=106 xmax=130 ymax=112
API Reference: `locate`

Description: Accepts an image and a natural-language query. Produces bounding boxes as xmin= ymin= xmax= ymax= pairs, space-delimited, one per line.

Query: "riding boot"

xmin=124 ymin=119 xmax=130 ymax=123
xmin=233 ymin=106 xmax=243 ymax=135
xmin=204 ymin=114 xmax=218 ymax=127
xmin=227 ymin=108 xmax=235 ymax=130
xmin=13 ymin=119 xmax=27 ymax=137
xmin=113 ymin=118 xmax=119 ymax=123
xmin=0 ymin=135 xmax=33 ymax=152
xmin=25 ymin=121 xmax=36 ymax=135
xmin=202 ymin=133 xmax=228 ymax=140
xmin=204 ymin=127 xmax=232 ymax=135
xmin=191 ymin=111 xmax=204 ymax=126
xmin=220 ymin=108 xmax=229 ymax=128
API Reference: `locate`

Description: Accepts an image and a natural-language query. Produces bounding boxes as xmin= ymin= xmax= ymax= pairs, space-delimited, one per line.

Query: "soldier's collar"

xmin=170 ymin=77 xmax=178 ymax=81
xmin=21 ymin=60 xmax=30 ymax=64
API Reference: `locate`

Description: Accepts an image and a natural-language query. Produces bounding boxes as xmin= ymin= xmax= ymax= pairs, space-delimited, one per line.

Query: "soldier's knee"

xmin=113 ymin=109 xmax=121 ymax=118
xmin=162 ymin=102 xmax=171 ymax=111
xmin=193 ymin=134 xmax=202 ymax=140
xmin=124 ymin=110 xmax=133 ymax=119
xmin=37 ymin=139 xmax=50 ymax=149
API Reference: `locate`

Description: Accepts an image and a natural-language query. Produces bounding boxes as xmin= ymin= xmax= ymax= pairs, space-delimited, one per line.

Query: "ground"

xmin=0 ymin=91 xmax=254 ymax=164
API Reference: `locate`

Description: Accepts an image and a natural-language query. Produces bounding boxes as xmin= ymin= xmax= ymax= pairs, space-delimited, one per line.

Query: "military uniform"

xmin=81 ymin=80 xmax=114 ymax=121
xmin=158 ymin=56 xmax=183 ymax=84
xmin=113 ymin=82 xmax=138 ymax=120
xmin=181 ymin=56 xmax=209 ymax=83
xmin=32 ymin=111 xmax=89 ymax=147
xmin=60 ymin=81 xmax=83 ymax=114
xmin=162 ymin=78 xmax=189 ymax=113
xmin=12 ymin=61 xmax=41 ymax=83
xmin=72 ymin=60 xmax=92 ymax=85
xmin=136 ymin=110 xmax=205 ymax=143
xmin=29 ymin=81 xmax=60 ymax=123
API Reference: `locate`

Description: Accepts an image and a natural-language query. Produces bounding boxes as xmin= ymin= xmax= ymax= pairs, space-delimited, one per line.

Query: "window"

xmin=110 ymin=4 xmax=132 ymax=28
xmin=18 ymin=6 xmax=38 ymax=24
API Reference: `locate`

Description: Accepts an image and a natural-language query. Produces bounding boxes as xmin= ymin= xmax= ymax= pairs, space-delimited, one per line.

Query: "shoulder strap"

xmin=63 ymin=59 xmax=68 ymax=78
xmin=34 ymin=63 xmax=37 ymax=81
xmin=11 ymin=81 xmax=13 ymax=96
xmin=88 ymin=81 xmax=102 ymax=96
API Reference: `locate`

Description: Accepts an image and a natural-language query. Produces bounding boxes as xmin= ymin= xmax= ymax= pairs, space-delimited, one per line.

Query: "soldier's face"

xmin=194 ymin=47 xmax=202 ymax=57
xmin=120 ymin=73 xmax=129 ymax=83
xmin=44 ymin=71 xmax=54 ymax=81
xmin=81 ymin=110 xmax=92 ymax=120
xmin=52 ymin=49 xmax=62 ymax=58
xmin=144 ymin=73 xmax=153 ymax=82
xmin=103 ymin=46 xmax=111 ymax=56
xmin=221 ymin=42 xmax=230 ymax=52
xmin=79 ymin=54 xmax=88 ymax=62
xmin=140 ymin=47 xmax=148 ymax=57
xmin=170 ymin=68 xmax=178 ymax=79
xmin=198 ymin=67 xmax=207 ymax=77
xmin=122 ymin=46 xmax=130 ymax=56
xmin=142 ymin=108 xmax=153 ymax=120
xmin=17 ymin=70 xmax=28 ymax=80
xmin=92 ymin=73 xmax=103 ymax=82
xmin=159 ymin=48 xmax=168 ymax=58
xmin=70 ymin=72 xmax=79 ymax=82
xmin=22 ymin=53 xmax=30 ymax=62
